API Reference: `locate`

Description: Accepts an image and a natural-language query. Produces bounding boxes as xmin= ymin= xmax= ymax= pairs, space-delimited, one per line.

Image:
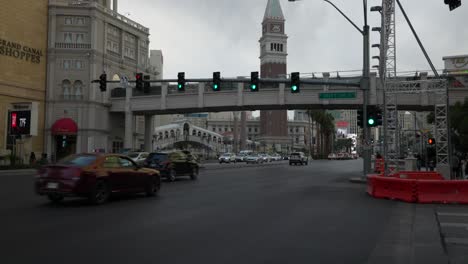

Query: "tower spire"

xmin=263 ymin=0 xmax=285 ymax=21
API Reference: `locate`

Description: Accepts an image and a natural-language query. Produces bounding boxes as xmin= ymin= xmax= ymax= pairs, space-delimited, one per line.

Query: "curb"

xmin=0 ymin=169 xmax=36 ymax=176
xmin=349 ymin=177 xmax=367 ymax=184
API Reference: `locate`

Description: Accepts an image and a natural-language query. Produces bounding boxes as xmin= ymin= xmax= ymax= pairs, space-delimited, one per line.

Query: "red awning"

xmin=51 ymin=118 xmax=78 ymax=135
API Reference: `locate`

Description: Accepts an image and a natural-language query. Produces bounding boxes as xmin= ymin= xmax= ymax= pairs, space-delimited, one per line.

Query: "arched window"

xmin=170 ymin=130 xmax=175 ymax=138
xmin=164 ymin=131 xmax=169 ymax=139
xmin=73 ymin=80 xmax=83 ymax=99
xmin=62 ymin=80 xmax=71 ymax=99
xmin=192 ymin=130 xmax=197 ymax=136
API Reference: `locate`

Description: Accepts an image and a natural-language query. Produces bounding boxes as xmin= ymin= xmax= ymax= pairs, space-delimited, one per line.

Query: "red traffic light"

xmin=428 ymin=138 xmax=436 ymax=145
xmin=136 ymin=73 xmax=143 ymax=80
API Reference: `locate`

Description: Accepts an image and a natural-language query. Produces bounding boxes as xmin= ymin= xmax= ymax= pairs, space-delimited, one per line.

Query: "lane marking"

xmin=445 ymin=237 xmax=468 ymax=245
xmin=440 ymin=222 xmax=468 ymax=228
xmin=437 ymin=212 xmax=468 ymax=217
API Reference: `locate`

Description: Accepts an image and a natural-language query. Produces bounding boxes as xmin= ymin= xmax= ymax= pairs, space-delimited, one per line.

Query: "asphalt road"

xmin=1 ymin=160 xmax=399 ymax=264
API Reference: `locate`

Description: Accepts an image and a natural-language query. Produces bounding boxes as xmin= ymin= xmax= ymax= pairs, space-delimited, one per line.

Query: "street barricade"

xmin=417 ymin=180 xmax=468 ymax=204
xmin=374 ymin=158 xmax=385 ymax=174
xmin=370 ymin=176 xmax=417 ymax=203
xmin=391 ymin=171 xmax=444 ymax=180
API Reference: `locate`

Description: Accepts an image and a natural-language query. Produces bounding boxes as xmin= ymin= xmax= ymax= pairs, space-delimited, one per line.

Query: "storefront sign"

xmin=8 ymin=110 xmax=31 ymax=135
xmin=0 ymin=38 xmax=43 ymax=64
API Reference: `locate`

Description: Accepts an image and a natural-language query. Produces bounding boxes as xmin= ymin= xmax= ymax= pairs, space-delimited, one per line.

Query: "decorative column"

xmin=144 ymin=115 xmax=152 ymax=152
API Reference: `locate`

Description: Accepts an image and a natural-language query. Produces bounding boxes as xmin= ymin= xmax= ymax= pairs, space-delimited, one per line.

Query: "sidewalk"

xmin=366 ymin=203 xmax=449 ymax=264
xmin=0 ymin=168 xmax=36 ymax=176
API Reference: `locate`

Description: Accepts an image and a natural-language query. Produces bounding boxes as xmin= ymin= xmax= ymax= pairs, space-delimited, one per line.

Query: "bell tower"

xmin=259 ymin=0 xmax=289 ymax=150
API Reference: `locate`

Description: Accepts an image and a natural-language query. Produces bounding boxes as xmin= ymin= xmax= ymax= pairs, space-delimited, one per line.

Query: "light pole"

xmin=290 ymin=0 xmax=372 ymax=175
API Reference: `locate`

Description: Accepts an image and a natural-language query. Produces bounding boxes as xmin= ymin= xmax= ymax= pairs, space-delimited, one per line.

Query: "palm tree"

xmin=307 ymin=110 xmax=335 ymax=158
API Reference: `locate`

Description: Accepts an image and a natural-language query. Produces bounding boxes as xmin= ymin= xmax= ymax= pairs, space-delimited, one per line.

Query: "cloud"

xmin=118 ymin=0 xmax=467 ymax=78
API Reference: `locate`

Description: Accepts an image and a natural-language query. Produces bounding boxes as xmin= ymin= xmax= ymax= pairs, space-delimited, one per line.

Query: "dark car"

xmin=35 ymin=154 xmax=161 ymax=204
xmin=143 ymin=151 xmax=199 ymax=182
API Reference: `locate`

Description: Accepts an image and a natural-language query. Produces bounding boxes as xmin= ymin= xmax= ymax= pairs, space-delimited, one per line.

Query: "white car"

xmin=128 ymin=152 xmax=149 ymax=164
xmin=245 ymin=154 xmax=263 ymax=164
xmin=328 ymin=153 xmax=337 ymax=160
xmin=219 ymin=153 xmax=236 ymax=163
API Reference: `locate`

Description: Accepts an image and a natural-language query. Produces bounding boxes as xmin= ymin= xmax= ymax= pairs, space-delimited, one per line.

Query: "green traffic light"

xmin=178 ymin=84 xmax=183 ymax=89
xmin=368 ymin=118 xmax=375 ymax=126
xmin=251 ymin=84 xmax=257 ymax=90
xmin=292 ymin=85 xmax=298 ymax=91
xmin=213 ymin=84 xmax=219 ymax=90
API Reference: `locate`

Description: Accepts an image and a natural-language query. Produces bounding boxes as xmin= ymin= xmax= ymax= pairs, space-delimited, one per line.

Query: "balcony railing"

xmin=55 ymin=42 xmax=91 ymax=49
xmin=60 ymin=95 xmax=84 ymax=101
xmin=49 ymin=0 xmax=149 ymax=34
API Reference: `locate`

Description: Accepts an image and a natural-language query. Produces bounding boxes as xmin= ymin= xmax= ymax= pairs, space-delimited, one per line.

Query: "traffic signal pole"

xmin=323 ymin=0 xmax=372 ymax=176
xmin=363 ymin=22 xmax=372 ymax=176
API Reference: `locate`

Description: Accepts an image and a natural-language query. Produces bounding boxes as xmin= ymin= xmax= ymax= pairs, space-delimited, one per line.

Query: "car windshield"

xmin=128 ymin=153 xmax=139 ymax=158
xmin=222 ymin=154 xmax=231 ymax=157
xmin=58 ymin=155 xmax=97 ymax=166
xmin=148 ymin=153 xmax=168 ymax=162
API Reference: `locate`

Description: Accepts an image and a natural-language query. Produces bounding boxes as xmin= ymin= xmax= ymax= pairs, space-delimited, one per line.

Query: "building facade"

xmin=258 ymin=0 xmax=289 ymax=150
xmin=45 ymin=0 xmax=154 ymax=160
xmin=0 ymin=0 xmax=48 ymax=163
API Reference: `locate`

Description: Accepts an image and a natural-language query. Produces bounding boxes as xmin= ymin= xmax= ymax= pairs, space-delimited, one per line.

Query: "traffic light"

xmin=428 ymin=138 xmax=436 ymax=145
xmin=135 ymin=73 xmax=143 ymax=90
xmin=357 ymin=109 xmax=363 ymax=128
xmin=445 ymin=0 xmax=461 ymax=11
xmin=291 ymin=72 xmax=300 ymax=93
xmin=213 ymin=72 xmax=221 ymax=91
xmin=366 ymin=106 xmax=380 ymax=127
xmin=99 ymin=73 xmax=107 ymax=92
xmin=143 ymin=75 xmax=150 ymax=93
xmin=375 ymin=107 xmax=383 ymax=126
xmin=177 ymin=72 xmax=186 ymax=91
xmin=250 ymin=71 xmax=259 ymax=92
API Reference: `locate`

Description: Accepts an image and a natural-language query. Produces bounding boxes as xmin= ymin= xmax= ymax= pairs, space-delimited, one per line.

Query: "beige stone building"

xmin=0 ymin=0 xmax=48 ymax=163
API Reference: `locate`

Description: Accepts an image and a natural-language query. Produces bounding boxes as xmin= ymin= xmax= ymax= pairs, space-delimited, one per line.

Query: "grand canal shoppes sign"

xmin=0 ymin=38 xmax=44 ymax=64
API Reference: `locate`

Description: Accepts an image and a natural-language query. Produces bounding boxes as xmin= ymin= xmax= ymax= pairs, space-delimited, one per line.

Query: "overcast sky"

xmin=119 ymin=0 xmax=467 ymax=79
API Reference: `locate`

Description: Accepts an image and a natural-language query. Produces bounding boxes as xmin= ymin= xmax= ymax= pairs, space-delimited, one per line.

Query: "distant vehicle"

xmin=128 ymin=152 xmax=149 ymax=164
xmin=289 ymin=152 xmax=308 ymax=166
xmin=271 ymin=154 xmax=282 ymax=161
xmin=259 ymin=154 xmax=271 ymax=162
xmin=337 ymin=153 xmax=346 ymax=160
xmin=239 ymin=150 xmax=253 ymax=156
xmin=219 ymin=153 xmax=236 ymax=164
xmin=245 ymin=154 xmax=263 ymax=164
xmin=143 ymin=151 xmax=199 ymax=182
xmin=235 ymin=154 xmax=246 ymax=162
xmin=328 ymin=153 xmax=337 ymax=160
xmin=35 ymin=154 xmax=161 ymax=204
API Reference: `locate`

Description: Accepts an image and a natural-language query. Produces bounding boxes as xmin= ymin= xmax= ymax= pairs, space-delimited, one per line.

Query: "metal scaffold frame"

xmin=378 ymin=0 xmax=451 ymax=177
xmin=384 ymin=80 xmax=449 ymax=175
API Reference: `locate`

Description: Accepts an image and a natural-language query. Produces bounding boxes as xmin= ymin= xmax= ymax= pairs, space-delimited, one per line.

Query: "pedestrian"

xmin=465 ymin=158 xmax=468 ymax=179
xmin=29 ymin=152 xmax=36 ymax=166
xmin=416 ymin=154 xmax=422 ymax=171
xmin=452 ymin=155 xmax=460 ymax=179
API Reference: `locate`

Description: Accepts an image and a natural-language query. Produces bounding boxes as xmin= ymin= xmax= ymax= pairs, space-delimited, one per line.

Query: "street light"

xmin=319 ymin=0 xmax=372 ymax=175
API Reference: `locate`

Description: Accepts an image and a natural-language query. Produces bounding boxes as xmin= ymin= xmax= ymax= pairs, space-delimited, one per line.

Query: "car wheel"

xmin=47 ymin=193 xmax=64 ymax=203
xmin=145 ymin=176 xmax=160 ymax=197
xmin=89 ymin=180 xmax=110 ymax=205
xmin=190 ymin=167 xmax=199 ymax=180
xmin=167 ymin=169 xmax=177 ymax=182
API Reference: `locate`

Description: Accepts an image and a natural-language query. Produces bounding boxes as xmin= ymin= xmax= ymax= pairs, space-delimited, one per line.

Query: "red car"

xmin=35 ymin=154 xmax=161 ymax=204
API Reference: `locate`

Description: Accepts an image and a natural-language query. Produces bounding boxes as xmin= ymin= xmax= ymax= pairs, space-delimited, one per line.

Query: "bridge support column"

xmin=144 ymin=115 xmax=152 ymax=152
xmin=124 ymin=79 xmax=133 ymax=150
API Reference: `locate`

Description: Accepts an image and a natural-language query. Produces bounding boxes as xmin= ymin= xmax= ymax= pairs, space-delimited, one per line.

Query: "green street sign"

xmin=319 ymin=92 xmax=356 ymax=100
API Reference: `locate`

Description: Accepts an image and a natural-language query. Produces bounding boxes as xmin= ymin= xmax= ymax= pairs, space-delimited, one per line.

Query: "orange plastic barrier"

xmin=370 ymin=176 xmax=417 ymax=202
xmin=374 ymin=158 xmax=385 ymax=174
xmin=391 ymin=171 xmax=444 ymax=180
xmin=417 ymin=180 xmax=468 ymax=204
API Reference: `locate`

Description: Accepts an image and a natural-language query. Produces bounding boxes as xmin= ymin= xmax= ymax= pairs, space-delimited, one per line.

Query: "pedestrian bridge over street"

xmin=109 ymin=73 xmax=468 ymax=115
